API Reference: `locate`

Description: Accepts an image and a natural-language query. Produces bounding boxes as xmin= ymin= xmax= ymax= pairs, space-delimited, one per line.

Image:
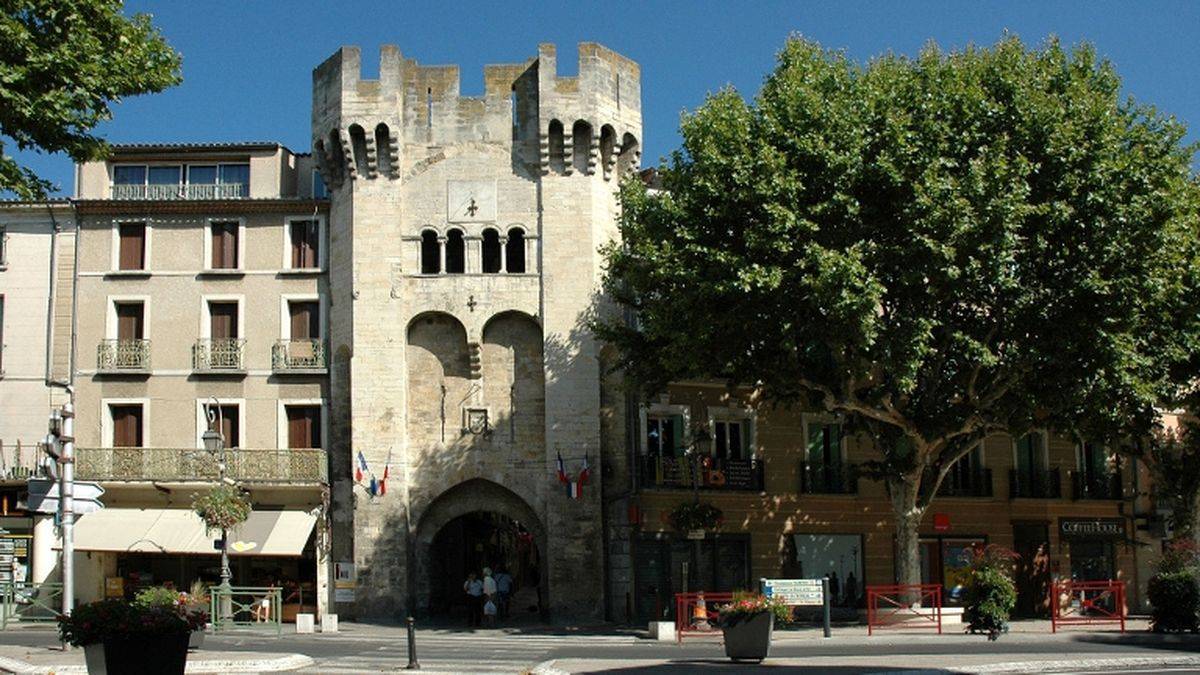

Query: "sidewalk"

xmin=0 ymin=643 xmax=313 ymax=674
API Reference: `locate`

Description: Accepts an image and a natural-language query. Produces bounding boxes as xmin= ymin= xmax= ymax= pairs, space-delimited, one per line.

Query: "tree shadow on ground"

xmin=1070 ymin=630 xmax=1200 ymax=652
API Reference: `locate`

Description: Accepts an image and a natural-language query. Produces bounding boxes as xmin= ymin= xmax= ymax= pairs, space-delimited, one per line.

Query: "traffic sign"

xmin=26 ymin=497 xmax=104 ymax=515
xmin=27 ymin=477 xmax=105 ymax=502
xmin=762 ymin=578 xmax=824 ymax=606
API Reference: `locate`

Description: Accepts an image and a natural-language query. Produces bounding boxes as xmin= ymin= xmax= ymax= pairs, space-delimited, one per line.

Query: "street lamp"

xmin=202 ymin=399 xmax=233 ymax=616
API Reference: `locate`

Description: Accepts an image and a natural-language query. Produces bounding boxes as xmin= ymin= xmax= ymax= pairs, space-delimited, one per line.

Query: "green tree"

xmin=599 ymin=36 xmax=1200 ymax=585
xmin=0 ymin=0 xmax=181 ymax=198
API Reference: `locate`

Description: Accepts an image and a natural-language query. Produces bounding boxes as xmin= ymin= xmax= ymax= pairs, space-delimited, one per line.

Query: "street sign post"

xmin=26 ymin=478 xmax=104 ymax=515
xmin=762 ymin=577 xmax=832 ymax=637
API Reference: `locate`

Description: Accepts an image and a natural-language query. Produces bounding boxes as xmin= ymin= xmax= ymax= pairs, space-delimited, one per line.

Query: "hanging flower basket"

xmin=669 ymin=501 xmax=722 ymax=532
xmin=192 ymin=485 xmax=251 ymax=532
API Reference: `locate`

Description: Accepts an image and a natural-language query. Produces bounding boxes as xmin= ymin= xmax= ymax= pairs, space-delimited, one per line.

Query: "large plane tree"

xmin=598 ymin=36 xmax=1200 ymax=585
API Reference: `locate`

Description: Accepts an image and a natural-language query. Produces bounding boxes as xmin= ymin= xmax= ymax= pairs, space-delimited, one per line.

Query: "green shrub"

xmin=134 ymin=586 xmax=182 ymax=608
xmin=58 ymin=600 xmax=189 ymax=647
xmin=1148 ymin=570 xmax=1200 ymax=633
xmin=962 ymin=545 xmax=1018 ymax=640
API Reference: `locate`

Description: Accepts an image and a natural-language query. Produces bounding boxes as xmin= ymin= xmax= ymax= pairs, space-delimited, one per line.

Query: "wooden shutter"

xmin=116 ymin=303 xmax=144 ymax=340
xmin=209 ymin=302 xmax=238 ymax=339
xmin=211 ymin=222 xmax=238 ymax=269
xmin=111 ymin=405 xmax=143 ymax=447
xmin=118 ymin=223 xmax=145 ymax=270
xmin=291 ymin=221 xmax=319 ymax=268
xmin=289 ymin=301 xmax=319 ymax=340
xmin=287 ymin=406 xmax=321 ymax=449
xmin=219 ymin=405 xmax=239 ymax=448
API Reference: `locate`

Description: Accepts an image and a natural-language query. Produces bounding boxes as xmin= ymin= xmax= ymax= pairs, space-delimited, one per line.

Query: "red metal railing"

xmin=867 ymin=584 xmax=943 ymax=635
xmin=674 ymin=591 xmax=733 ymax=643
xmin=1051 ymin=580 xmax=1125 ymax=633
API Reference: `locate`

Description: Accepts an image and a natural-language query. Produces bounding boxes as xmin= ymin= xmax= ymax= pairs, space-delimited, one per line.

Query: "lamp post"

xmin=201 ymin=398 xmax=232 ymax=619
xmin=684 ymin=426 xmax=711 ymax=595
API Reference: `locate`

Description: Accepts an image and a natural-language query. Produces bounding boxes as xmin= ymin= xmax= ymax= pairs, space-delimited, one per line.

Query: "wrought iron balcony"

xmin=1009 ymin=467 xmax=1062 ymax=499
xmin=639 ymin=455 xmax=764 ymax=491
xmin=110 ymin=183 xmax=249 ymax=200
xmin=272 ymin=339 xmax=327 ymax=373
xmin=193 ymin=338 xmax=246 ymax=372
xmin=75 ymin=447 xmax=327 ymax=484
xmin=800 ymin=461 xmax=859 ymax=494
xmin=96 ymin=339 xmax=151 ymax=372
xmin=937 ymin=468 xmax=993 ymax=497
xmin=1071 ymin=471 xmax=1124 ymax=500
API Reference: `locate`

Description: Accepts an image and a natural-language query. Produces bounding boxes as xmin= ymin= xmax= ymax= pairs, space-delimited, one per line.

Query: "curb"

xmin=0 ymin=653 xmax=314 ymax=674
xmin=964 ymin=655 xmax=1200 ymax=673
xmin=530 ymin=660 xmax=569 ymax=675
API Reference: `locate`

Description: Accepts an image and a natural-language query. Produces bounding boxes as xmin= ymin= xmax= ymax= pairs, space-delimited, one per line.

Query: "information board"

xmin=762 ymin=578 xmax=824 ymax=606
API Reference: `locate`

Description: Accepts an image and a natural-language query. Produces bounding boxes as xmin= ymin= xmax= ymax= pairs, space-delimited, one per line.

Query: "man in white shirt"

xmin=463 ymin=572 xmax=484 ymax=627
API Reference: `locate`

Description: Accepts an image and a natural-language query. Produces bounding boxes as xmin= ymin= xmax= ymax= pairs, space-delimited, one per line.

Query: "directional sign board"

xmin=762 ymin=578 xmax=824 ymax=606
xmin=26 ymin=478 xmax=105 ymax=515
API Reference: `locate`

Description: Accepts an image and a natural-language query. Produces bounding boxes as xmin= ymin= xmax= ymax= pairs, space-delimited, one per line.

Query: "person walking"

xmin=495 ymin=567 xmax=513 ymax=620
xmin=481 ymin=567 xmax=498 ymax=627
xmin=463 ymin=572 xmax=483 ymax=627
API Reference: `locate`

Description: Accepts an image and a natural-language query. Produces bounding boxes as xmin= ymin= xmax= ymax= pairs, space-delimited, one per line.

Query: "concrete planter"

xmin=721 ymin=611 xmax=773 ymax=663
xmin=83 ymin=633 xmax=189 ymax=674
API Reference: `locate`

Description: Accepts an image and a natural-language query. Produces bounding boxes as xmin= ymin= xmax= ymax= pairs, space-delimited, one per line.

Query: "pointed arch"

xmin=548 ymin=119 xmax=565 ymax=173
xmin=375 ymin=123 xmax=393 ymax=176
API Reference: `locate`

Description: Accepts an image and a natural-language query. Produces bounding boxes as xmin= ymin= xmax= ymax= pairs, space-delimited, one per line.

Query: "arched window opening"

xmin=327 ymin=130 xmax=346 ymax=183
xmin=445 ymin=228 xmax=465 ymax=274
xmin=420 ymin=230 xmax=441 ymax=274
xmin=618 ymin=133 xmax=640 ymax=177
xmin=481 ymin=228 xmax=501 ymax=274
xmin=375 ymin=123 xmax=392 ymax=176
xmin=548 ymin=120 xmax=565 ymax=173
xmin=572 ymin=120 xmax=592 ymax=174
xmin=505 ymin=228 xmax=526 ymax=274
xmin=599 ymin=125 xmax=616 ymax=176
xmin=348 ymin=124 xmax=369 ymax=177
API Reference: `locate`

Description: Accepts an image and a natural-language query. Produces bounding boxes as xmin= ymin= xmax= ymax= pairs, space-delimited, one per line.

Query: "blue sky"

xmin=12 ymin=0 xmax=1200 ymax=196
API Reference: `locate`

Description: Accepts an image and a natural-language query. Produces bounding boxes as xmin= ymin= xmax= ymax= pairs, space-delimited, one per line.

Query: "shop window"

xmin=793 ymin=533 xmax=864 ymax=607
xmin=918 ymin=536 xmax=986 ymax=605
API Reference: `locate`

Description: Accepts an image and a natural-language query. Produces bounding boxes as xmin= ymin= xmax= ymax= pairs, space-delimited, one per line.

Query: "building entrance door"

xmin=428 ymin=511 xmax=541 ymax=623
xmin=1012 ymin=522 xmax=1050 ymax=617
xmin=633 ymin=535 xmax=750 ymax=623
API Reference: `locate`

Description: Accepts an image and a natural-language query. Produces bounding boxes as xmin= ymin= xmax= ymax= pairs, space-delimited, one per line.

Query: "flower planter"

xmin=189 ymin=627 xmax=205 ymax=650
xmin=83 ymin=633 xmax=189 ymax=675
xmin=721 ymin=611 xmax=774 ymax=663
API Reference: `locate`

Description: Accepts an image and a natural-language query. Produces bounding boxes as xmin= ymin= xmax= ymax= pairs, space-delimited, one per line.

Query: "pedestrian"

xmin=495 ymin=567 xmax=513 ymax=619
xmin=463 ymin=572 xmax=483 ymax=627
xmin=482 ymin=567 xmax=497 ymax=618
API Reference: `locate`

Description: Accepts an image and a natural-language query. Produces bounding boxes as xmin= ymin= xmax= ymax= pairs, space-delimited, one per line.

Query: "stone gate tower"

xmin=311 ymin=43 xmax=640 ymax=620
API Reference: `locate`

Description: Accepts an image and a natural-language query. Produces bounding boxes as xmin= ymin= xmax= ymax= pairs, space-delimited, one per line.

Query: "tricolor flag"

xmin=368 ymin=475 xmax=378 ymax=496
xmin=380 ymin=464 xmax=389 ymax=496
xmin=556 ymin=451 xmax=569 ymax=484
xmin=578 ymin=453 xmax=591 ymax=485
xmin=355 ymin=451 xmax=368 ymax=483
xmin=568 ymin=480 xmax=583 ymax=499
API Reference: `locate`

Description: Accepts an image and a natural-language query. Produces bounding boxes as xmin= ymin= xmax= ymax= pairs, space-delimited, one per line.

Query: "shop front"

xmin=64 ymin=507 xmax=324 ymax=620
xmin=792 ymin=533 xmax=865 ymax=609
xmin=632 ymin=532 xmax=750 ymax=622
xmin=1059 ymin=517 xmax=1123 ymax=582
xmin=917 ymin=535 xmax=987 ymax=605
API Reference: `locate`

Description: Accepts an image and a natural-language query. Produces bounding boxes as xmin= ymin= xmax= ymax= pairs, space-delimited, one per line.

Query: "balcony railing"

xmin=272 ymin=339 xmax=327 ymax=372
xmin=1071 ymin=471 xmax=1124 ymax=500
xmin=75 ymin=447 xmax=327 ymax=484
xmin=1009 ymin=467 xmax=1062 ymax=499
xmin=97 ymin=339 xmax=151 ymax=372
xmin=110 ymin=183 xmax=249 ymax=200
xmin=937 ymin=468 xmax=993 ymax=497
xmin=639 ymin=455 xmax=764 ymax=491
xmin=800 ymin=461 xmax=859 ymax=495
xmin=193 ymin=338 xmax=246 ymax=372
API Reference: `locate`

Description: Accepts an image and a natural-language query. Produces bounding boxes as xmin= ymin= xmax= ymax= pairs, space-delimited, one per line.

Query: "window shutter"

xmin=118 ymin=224 xmax=145 ymax=270
xmin=112 ymin=406 xmax=143 ymax=448
xmin=116 ymin=304 xmax=144 ymax=340
xmin=209 ymin=303 xmax=238 ymax=339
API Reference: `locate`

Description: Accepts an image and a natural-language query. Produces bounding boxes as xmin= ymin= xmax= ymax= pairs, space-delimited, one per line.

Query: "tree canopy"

xmin=599 ymin=35 xmax=1200 ymax=581
xmin=0 ymin=0 xmax=181 ymax=198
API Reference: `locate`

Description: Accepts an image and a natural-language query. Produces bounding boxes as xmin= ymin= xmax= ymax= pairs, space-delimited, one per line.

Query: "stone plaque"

xmin=447 ymin=180 xmax=497 ymax=223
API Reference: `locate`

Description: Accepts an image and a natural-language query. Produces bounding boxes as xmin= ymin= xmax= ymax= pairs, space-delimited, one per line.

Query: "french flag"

xmin=556 ymin=451 xmax=569 ymax=484
xmin=568 ymin=480 xmax=582 ymax=499
xmin=355 ymin=451 xmax=368 ymax=483
xmin=578 ymin=453 xmax=591 ymax=485
xmin=379 ymin=464 xmax=389 ymax=496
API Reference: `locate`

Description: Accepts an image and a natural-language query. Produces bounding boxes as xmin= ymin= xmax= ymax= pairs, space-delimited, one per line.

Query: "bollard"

xmin=822 ymin=576 xmax=831 ymax=639
xmin=406 ymin=616 xmax=420 ymax=670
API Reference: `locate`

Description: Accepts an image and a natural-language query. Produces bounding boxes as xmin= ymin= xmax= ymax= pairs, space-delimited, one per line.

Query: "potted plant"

xmin=133 ymin=586 xmax=209 ymax=650
xmin=668 ymin=500 xmax=722 ymax=534
xmin=716 ymin=592 xmax=791 ymax=663
xmin=58 ymin=600 xmax=192 ymax=674
xmin=192 ymin=484 xmax=251 ymax=533
xmin=962 ymin=545 xmax=1019 ymax=640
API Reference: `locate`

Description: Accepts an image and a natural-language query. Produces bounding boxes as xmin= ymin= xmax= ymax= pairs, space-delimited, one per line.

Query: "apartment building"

xmin=67 ymin=143 xmax=331 ymax=616
xmin=621 ymin=383 xmax=1164 ymax=622
xmin=0 ymin=200 xmax=75 ymax=590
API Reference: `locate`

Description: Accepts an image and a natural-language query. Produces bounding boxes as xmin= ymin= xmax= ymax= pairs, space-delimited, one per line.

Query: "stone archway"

xmin=413 ymin=479 xmax=546 ymax=620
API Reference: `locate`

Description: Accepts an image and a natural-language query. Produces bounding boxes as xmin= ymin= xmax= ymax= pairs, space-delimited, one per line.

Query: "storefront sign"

xmin=334 ymin=561 xmax=356 ymax=603
xmin=933 ymin=513 xmax=950 ymax=532
xmin=1059 ymin=518 xmax=1125 ymax=540
xmin=761 ymin=578 xmax=824 ymax=606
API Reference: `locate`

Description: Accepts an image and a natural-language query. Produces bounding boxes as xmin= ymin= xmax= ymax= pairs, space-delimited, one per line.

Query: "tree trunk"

xmin=889 ymin=475 xmax=926 ymax=589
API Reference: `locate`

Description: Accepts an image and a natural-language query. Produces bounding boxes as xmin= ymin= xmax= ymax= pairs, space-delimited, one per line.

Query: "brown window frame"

xmin=285 ymin=405 xmax=323 ymax=450
xmin=209 ymin=220 xmax=240 ymax=270
xmin=289 ymin=219 xmax=320 ymax=269
xmin=109 ymin=404 xmax=144 ymax=448
xmin=117 ymin=222 xmax=147 ymax=271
